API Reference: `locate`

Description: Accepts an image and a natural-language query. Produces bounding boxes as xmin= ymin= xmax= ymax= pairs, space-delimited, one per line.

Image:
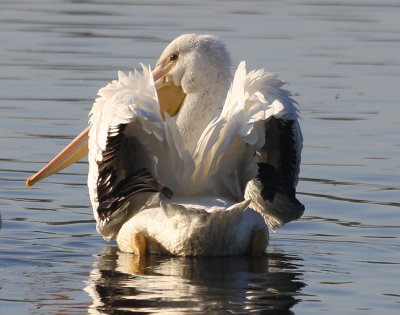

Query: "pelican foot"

xmin=132 ymin=233 xmax=146 ymax=256
xmin=252 ymin=232 xmax=267 ymax=256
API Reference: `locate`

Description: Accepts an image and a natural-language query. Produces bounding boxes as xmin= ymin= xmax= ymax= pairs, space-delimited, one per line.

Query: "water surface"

xmin=1 ymin=0 xmax=399 ymax=314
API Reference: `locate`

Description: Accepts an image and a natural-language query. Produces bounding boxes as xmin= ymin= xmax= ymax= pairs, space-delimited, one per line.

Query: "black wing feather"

xmin=252 ymin=117 xmax=304 ymax=226
xmin=96 ymin=124 xmax=172 ymax=222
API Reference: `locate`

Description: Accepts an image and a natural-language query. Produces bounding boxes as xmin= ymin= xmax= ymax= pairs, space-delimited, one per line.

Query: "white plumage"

xmin=27 ymin=34 xmax=304 ymax=256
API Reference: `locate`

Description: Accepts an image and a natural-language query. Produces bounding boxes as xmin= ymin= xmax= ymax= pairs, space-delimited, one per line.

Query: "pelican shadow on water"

xmin=84 ymin=246 xmax=306 ymax=313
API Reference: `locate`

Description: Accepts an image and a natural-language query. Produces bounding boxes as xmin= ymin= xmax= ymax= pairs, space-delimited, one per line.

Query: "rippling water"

xmin=1 ymin=0 xmax=399 ymax=313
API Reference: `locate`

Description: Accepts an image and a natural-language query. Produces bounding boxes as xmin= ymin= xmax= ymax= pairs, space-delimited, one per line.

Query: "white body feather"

xmin=87 ymin=36 xmax=303 ymax=256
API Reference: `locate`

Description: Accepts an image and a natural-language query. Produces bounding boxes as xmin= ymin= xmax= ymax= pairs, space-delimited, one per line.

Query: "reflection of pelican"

xmin=26 ymin=34 xmax=304 ymax=256
xmin=85 ymin=247 xmax=305 ymax=313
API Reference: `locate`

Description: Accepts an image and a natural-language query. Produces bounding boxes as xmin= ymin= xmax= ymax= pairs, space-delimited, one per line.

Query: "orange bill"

xmin=26 ymin=126 xmax=89 ymax=188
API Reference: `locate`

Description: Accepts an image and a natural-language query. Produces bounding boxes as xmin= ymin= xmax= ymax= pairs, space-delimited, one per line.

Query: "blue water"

xmin=1 ymin=0 xmax=399 ymax=313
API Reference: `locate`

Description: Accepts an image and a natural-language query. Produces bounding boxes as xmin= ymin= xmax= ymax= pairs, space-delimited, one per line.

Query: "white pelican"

xmin=26 ymin=34 xmax=304 ymax=256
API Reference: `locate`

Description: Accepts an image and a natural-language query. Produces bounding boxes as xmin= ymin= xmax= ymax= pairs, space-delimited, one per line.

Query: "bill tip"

xmin=26 ymin=176 xmax=33 ymax=188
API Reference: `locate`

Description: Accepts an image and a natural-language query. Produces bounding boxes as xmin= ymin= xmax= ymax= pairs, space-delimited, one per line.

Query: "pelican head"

xmin=153 ymin=34 xmax=231 ymax=94
xmin=152 ymin=34 xmax=232 ymax=151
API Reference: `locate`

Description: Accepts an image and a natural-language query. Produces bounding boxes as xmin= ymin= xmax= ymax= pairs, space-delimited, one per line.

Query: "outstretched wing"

xmin=88 ymin=65 xmax=193 ymax=240
xmin=245 ymin=116 xmax=304 ymax=230
xmin=193 ymin=61 xmax=304 ymax=230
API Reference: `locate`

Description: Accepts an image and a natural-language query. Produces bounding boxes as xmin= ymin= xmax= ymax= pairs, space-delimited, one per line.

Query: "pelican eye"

xmin=169 ymin=53 xmax=179 ymax=61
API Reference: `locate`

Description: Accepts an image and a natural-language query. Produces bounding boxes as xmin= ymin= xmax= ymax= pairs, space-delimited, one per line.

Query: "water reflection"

xmin=85 ymin=247 xmax=305 ymax=314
